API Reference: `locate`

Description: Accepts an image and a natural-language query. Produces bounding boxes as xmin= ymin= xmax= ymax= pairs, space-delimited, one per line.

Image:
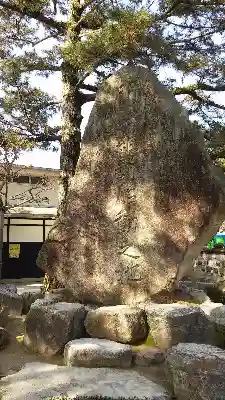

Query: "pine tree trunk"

xmin=58 ymin=0 xmax=83 ymax=215
xmin=46 ymin=1 xmax=84 ymax=288
xmin=0 ymin=209 xmax=4 ymax=280
xmin=58 ymin=62 xmax=82 ymax=214
xmin=0 ymin=198 xmax=5 ymax=280
xmin=47 ymin=65 xmax=82 ymax=287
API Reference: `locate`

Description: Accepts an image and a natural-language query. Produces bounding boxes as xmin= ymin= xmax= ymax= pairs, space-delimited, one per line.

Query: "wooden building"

xmin=0 ymin=165 xmax=60 ymax=279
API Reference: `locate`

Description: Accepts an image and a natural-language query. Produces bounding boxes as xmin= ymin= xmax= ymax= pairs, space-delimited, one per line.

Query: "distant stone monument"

xmin=37 ymin=66 xmax=225 ymax=305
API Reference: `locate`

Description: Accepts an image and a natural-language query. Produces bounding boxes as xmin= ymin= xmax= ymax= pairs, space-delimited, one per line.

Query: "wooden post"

xmin=0 ymin=206 xmax=4 ymax=280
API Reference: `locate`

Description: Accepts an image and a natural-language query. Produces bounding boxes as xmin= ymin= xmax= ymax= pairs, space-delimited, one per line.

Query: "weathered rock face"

xmin=37 ymin=65 xmax=225 ymax=305
xmin=209 ymin=305 xmax=225 ymax=347
xmin=0 ymin=288 xmax=23 ymax=317
xmin=85 ymin=305 xmax=148 ymax=344
xmin=21 ymin=291 xmax=44 ymax=314
xmin=0 ymin=362 xmax=172 ymax=400
xmin=0 ymin=327 xmax=10 ymax=350
xmin=145 ymin=304 xmax=216 ymax=350
xmin=133 ymin=348 xmax=165 ymax=366
xmin=64 ymin=338 xmax=132 ymax=368
xmin=24 ymin=302 xmax=86 ymax=356
xmin=166 ymin=343 xmax=225 ymax=400
xmin=0 ymin=284 xmax=17 ymax=294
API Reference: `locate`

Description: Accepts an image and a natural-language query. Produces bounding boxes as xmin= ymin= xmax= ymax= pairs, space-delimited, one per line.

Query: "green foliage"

xmin=0 ymin=131 xmax=33 ymax=151
xmin=1 ymin=80 xmax=60 ymax=147
xmin=63 ymin=9 xmax=153 ymax=69
xmin=0 ymin=0 xmax=224 ymax=169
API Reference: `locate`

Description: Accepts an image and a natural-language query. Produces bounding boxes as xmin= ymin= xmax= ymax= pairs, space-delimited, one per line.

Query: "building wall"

xmin=6 ymin=181 xmax=58 ymax=208
xmin=0 ymin=165 xmax=60 ymax=208
xmin=3 ymin=217 xmax=55 ymax=243
xmin=2 ymin=216 xmax=55 ymax=279
xmin=1 ymin=166 xmax=59 ymax=278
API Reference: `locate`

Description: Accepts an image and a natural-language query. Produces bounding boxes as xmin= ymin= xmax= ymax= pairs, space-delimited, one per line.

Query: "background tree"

xmin=0 ymin=0 xmax=224 ymax=214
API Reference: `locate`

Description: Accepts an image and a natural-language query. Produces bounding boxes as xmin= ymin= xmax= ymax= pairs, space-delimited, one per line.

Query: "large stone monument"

xmin=37 ymin=66 xmax=225 ymax=305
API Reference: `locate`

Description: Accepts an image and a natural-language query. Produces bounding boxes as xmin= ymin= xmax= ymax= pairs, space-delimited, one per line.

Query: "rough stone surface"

xmin=0 ymin=284 xmax=17 ymax=294
xmin=166 ymin=343 xmax=225 ymax=399
xmin=30 ymin=297 xmax=61 ymax=309
xmin=188 ymin=289 xmax=211 ymax=303
xmin=44 ymin=292 xmax=67 ymax=303
xmin=85 ymin=305 xmax=148 ymax=344
xmin=210 ymin=305 xmax=225 ymax=325
xmin=145 ymin=304 xmax=216 ymax=349
xmin=183 ymin=280 xmax=225 ymax=302
xmin=21 ymin=292 xmax=44 ymax=314
xmin=133 ymin=348 xmax=165 ymax=366
xmin=44 ymin=288 xmax=77 ymax=303
xmin=0 ymin=362 xmax=171 ymax=400
xmin=200 ymin=301 xmax=223 ymax=316
xmin=64 ymin=338 xmax=132 ymax=367
xmin=0 ymin=327 xmax=10 ymax=350
xmin=0 ymin=289 xmax=23 ymax=317
xmin=37 ymin=65 xmax=225 ymax=305
xmin=209 ymin=305 xmax=225 ymax=347
xmin=84 ymin=304 xmax=99 ymax=313
xmin=24 ymin=302 xmax=86 ymax=356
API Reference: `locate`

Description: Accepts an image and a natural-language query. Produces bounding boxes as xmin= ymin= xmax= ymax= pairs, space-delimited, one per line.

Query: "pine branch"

xmin=32 ymin=34 xmax=59 ymax=46
xmin=32 ymin=134 xmax=61 ymax=142
xmin=80 ymin=83 xmax=98 ymax=92
xmin=165 ymin=20 xmax=209 ymax=30
xmin=80 ymin=91 xmax=96 ymax=103
xmin=16 ymin=130 xmax=61 ymax=143
xmin=170 ymin=25 xmax=225 ymax=44
xmin=165 ymin=0 xmax=182 ymax=16
xmin=173 ymin=83 xmax=225 ymax=94
xmin=173 ymin=86 xmax=225 ymax=111
xmin=0 ymin=0 xmax=66 ymax=34
xmin=17 ymin=62 xmax=61 ymax=73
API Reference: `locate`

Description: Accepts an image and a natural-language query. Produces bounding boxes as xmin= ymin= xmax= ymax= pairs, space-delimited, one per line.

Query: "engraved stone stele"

xmin=37 ymin=65 xmax=225 ymax=305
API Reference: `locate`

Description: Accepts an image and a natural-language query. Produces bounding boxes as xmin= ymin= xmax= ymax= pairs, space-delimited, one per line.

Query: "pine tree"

xmin=0 ymin=0 xmax=224 ymax=211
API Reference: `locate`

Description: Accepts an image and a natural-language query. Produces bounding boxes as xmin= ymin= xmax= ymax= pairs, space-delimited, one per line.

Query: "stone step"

xmin=64 ymin=338 xmax=132 ymax=368
xmin=0 ymin=362 xmax=172 ymax=400
xmin=166 ymin=343 xmax=225 ymax=400
xmin=144 ymin=303 xmax=216 ymax=349
xmin=24 ymin=301 xmax=86 ymax=356
xmin=84 ymin=305 xmax=148 ymax=344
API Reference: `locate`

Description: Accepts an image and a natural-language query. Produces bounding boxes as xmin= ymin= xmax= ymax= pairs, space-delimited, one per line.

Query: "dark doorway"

xmin=2 ymin=242 xmax=44 ymax=279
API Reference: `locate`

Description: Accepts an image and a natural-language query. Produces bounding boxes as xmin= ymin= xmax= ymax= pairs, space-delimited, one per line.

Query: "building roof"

xmin=5 ymin=206 xmax=57 ymax=218
xmin=13 ymin=164 xmax=60 ymax=172
xmin=0 ymin=163 xmax=60 ymax=176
